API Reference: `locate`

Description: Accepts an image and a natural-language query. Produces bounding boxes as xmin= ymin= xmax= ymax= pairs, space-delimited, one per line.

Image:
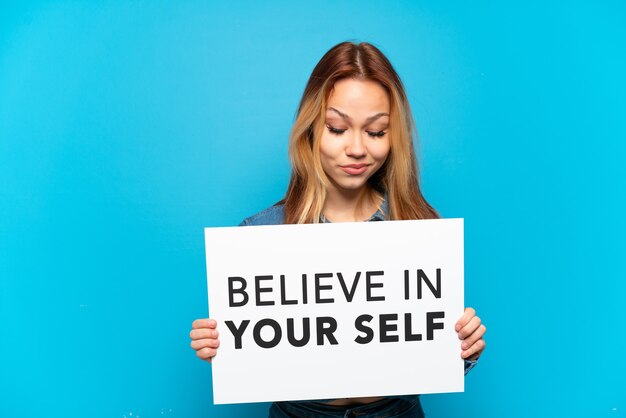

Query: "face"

xmin=319 ymin=78 xmax=391 ymax=197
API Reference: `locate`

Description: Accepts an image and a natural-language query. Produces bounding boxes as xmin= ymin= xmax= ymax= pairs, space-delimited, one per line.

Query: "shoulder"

xmin=239 ymin=203 xmax=285 ymax=226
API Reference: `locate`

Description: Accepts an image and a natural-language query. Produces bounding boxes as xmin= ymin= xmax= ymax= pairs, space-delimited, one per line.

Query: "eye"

xmin=326 ymin=125 xmax=347 ymax=135
xmin=367 ymin=130 xmax=387 ymax=138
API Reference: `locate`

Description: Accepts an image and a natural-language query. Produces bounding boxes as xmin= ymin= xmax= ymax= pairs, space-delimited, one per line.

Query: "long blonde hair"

xmin=283 ymin=41 xmax=438 ymax=224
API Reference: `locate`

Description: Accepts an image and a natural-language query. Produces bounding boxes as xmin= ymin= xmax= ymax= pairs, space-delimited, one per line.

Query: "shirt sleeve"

xmin=464 ymin=358 xmax=479 ymax=375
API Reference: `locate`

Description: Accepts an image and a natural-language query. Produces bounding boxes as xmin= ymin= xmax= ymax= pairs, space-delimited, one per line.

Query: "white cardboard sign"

xmin=205 ymin=218 xmax=464 ymax=404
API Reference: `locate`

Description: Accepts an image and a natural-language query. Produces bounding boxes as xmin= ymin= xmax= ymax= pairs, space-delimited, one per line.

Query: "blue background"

xmin=1 ymin=1 xmax=625 ymax=417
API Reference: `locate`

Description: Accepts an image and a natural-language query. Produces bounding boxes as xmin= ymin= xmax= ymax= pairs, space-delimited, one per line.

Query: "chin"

xmin=333 ymin=178 xmax=370 ymax=192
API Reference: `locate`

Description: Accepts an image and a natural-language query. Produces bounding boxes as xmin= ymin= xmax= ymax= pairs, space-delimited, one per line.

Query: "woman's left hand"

xmin=455 ymin=307 xmax=486 ymax=360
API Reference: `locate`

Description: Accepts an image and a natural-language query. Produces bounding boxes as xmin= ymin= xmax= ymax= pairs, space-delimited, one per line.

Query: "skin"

xmin=190 ymin=78 xmax=486 ymax=404
xmin=319 ymin=78 xmax=391 ymax=222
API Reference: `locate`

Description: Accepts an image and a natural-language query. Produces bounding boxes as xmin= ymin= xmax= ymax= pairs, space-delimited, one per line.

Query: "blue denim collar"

xmin=320 ymin=193 xmax=388 ymax=223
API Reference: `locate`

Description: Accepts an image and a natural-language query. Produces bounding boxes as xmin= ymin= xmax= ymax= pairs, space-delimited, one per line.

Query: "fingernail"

xmin=455 ymin=324 xmax=461 ymax=332
xmin=462 ymin=342 xmax=468 ymax=349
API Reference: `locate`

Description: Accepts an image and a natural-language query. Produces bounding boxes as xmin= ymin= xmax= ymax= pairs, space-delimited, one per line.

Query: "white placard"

xmin=205 ymin=218 xmax=464 ymax=404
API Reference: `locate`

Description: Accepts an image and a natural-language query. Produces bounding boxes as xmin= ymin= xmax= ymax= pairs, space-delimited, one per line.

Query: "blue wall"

xmin=1 ymin=1 xmax=624 ymax=417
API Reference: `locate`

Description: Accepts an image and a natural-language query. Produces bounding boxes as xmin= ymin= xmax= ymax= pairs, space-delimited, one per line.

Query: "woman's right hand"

xmin=190 ymin=318 xmax=220 ymax=362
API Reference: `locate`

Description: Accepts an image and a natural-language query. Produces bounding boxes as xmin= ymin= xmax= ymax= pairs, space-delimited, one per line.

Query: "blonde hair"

xmin=283 ymin=41 xmax=438 ymax=224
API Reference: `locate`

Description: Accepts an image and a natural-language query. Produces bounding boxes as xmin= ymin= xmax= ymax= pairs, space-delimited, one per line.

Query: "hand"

xmin=190 ymin=318 xmax=220 ymax=362
xmin=455 ymin=307 xmax=486 ymax=360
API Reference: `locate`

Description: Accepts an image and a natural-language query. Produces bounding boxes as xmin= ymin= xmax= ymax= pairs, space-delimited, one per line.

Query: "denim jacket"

xmin=239 ymin=200 xmax=478 ymax=402
xmin=239 ymin=199 xmax=388 ymax=226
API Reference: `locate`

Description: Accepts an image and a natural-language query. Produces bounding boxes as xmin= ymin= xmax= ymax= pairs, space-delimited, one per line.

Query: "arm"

xmin=456 ymin=307 xmax=486 ymax=374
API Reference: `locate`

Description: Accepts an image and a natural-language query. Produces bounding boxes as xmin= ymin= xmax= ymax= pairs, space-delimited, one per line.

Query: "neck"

xmin=323 ymin=185 xmax=382 ymax=222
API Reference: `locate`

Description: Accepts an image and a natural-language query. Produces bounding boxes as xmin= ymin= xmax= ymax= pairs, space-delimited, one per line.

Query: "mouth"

xmin=340 ymin=164 xmax=370 ymax=175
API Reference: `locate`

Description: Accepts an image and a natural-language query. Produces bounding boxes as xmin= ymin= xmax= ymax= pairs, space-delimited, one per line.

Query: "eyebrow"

xmin=327 ymin=107 xmax=390 ymax=124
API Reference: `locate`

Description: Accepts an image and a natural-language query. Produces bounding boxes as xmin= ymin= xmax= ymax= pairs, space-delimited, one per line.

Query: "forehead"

xmin=326 ymin=78 xmax=390 ymax=114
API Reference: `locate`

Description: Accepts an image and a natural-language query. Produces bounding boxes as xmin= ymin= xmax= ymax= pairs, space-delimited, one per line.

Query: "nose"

xmin=345 ymin=131 xmax=366 ymax=158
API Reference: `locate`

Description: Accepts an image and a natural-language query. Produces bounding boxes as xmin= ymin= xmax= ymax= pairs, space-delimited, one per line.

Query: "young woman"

xmin=190 ymin=41 xmax=486 ymax=418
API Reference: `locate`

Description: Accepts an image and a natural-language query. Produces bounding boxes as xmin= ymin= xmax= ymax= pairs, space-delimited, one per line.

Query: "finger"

xmin=190 ymin=328 xmax=219 ymax=340
xmin=455 ymin=307 xmax=475 ymax=332
xmin=196 ymin=347 xmax=217 ymax=361
xmin=191 ymin=338 xmax=221 ymax=351
xmin=458 ymin=316 xmax=481 ymax=340
xmin=192 ymin=319 xmax=217 ymax=329
xmin=462 ymin=338 xmax=486 ymax=360
xmin=461 ymin=324 xmax=486 ymax=350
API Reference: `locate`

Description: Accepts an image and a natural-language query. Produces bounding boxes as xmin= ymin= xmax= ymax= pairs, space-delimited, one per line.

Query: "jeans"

xmin=268 ymin=396 xmax=424 ymax=418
